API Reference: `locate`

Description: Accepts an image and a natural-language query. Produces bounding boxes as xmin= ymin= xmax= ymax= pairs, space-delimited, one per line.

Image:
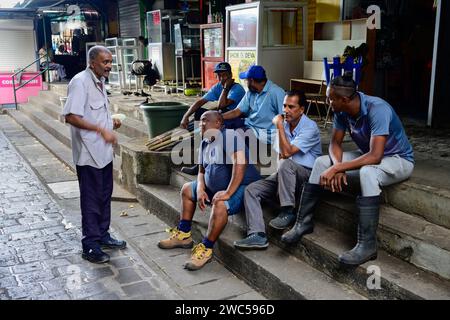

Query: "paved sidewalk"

xmin=0 ymin=115 xmax=264 ymax=300
xmin=0 ymin=129 xmax=183 ymax=300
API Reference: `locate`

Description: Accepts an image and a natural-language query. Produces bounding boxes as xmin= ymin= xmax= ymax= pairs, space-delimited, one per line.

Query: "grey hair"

xmin=88 ymin=45 xmax=111 ymax=63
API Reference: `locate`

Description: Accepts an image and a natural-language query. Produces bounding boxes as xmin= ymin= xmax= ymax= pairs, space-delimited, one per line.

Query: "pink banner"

xmin=0 ymin=72 xmax=43 ymax=105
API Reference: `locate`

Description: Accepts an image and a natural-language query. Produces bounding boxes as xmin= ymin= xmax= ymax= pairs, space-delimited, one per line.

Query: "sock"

xmin=178 ymin=220 xmax=192 ymax=233
xmin=202 ymin=237 xmax=215 ymax=249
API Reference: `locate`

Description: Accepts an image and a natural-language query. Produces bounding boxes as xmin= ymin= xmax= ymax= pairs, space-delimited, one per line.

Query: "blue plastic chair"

xmin=322 ymin=56 xmax=363 ymax=128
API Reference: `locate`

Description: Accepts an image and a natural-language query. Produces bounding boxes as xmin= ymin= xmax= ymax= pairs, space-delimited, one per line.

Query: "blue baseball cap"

xmin=239 ymin=65 xmax=266 ymax=80
xmin=214 ymin=62 xmax=232 ymax=73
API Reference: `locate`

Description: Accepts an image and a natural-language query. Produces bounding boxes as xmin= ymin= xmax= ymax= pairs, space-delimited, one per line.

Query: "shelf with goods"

xmin=105 ymin=37 xmax=138 ymax=88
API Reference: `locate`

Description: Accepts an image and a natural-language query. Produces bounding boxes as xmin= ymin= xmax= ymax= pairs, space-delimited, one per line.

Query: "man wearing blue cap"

xmin=180 ymin=62 xmax=246 ymax=175
xmin=222 ymin=65 xmax=285 ymax=146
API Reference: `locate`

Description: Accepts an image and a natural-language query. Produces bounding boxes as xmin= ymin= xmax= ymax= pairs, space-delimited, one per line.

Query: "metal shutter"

xmin=118 ymin=0 xmax=141 ymax=38
xmin=0 ymin=19 xmax=36 ymax=72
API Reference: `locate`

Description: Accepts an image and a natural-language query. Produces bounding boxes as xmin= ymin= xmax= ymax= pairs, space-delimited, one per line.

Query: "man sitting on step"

xmin=158 ymin=111 xmax=261 ymax=271
xmin=281 ymin=72 xmax=415 ymax=267
xmin=234 ymin=90 xmax=322 ymax=250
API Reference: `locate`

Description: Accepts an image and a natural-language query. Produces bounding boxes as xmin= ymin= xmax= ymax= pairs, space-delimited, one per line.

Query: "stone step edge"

xmin=137 ymin=182 xmax=450 ymax=300
xmin=171 ymin=168 xmax=450 ymax=280
xmin=28 ymin=94 xmax=149 ymax=139
xmin=136 ymin=184 xmax=366 ymax=300
xmin=6 ymin=110 xmax=135 ymax=203
xmin=18 ymin=102 xmax=129 ymax=157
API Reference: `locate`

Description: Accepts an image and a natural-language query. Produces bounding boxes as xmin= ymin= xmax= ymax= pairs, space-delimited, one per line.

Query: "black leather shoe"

xmin=181 ymin=165 xmax=199 ymax=175
xmin=82 ymin=248 xmax=110 ymax=264
xmin=100 ymin=237 xmax=127 ymax=250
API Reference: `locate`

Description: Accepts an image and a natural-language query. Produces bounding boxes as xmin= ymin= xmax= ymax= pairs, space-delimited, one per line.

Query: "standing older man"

xmin=234 ymin=91 xmax=322 ymax=249
xmin=62 ymin=46 xmax=126 ymax=264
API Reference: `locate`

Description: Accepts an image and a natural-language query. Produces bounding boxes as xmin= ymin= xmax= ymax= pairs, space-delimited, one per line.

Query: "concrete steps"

xmin=9 ymin=87 xmax=450 ymax=299
xmin=171 ymin=169 xmax=450 ymax=282
xmin=137 ymin=178 xmax=450 ymax=300
xmin=34 ymin=90 xmax=149 ymax=140
xmin=6 ymin=110 xmax=135 ymax=202
xmin=135 ymin=183 xmax=365 ymax=300
xmin=19 ymin=96 xmax=132 ymax=157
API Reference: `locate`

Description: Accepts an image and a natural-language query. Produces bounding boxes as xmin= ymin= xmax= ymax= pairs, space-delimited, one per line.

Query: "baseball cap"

xmin=239 ymin=65 xmax=266 ymax=80
xmin=214 ymin=62 xmax=232 ymax=73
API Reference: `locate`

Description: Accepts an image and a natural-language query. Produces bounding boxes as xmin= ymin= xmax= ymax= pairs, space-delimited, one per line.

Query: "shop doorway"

xmin=343 ymin=0 xmax=436 ymax=120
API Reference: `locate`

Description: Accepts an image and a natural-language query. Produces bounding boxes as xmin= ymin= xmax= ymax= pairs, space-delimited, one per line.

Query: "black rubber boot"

xmin=338 ymin=196 xmax=381 ymax=266
xmin=281 ymin=183 xmax=322 ymax=244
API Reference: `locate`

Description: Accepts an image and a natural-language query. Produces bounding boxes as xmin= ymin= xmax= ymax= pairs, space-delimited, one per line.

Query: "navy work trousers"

xmin=76 ymin=162 xmax=113 ymax=251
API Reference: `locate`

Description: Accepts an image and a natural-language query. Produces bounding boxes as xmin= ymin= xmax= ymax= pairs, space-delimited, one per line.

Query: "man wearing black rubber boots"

xmin=281 ymin=73 xmax=414 ymax=267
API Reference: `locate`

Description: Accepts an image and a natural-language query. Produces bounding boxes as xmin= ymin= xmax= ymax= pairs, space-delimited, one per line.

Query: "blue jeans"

xmin=189 ymin=181 xmax=247 ymax=215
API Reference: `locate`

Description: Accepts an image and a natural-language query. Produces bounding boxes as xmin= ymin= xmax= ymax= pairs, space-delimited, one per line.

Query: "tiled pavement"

xmin=0 ymin=115 xmax=264 ymax=300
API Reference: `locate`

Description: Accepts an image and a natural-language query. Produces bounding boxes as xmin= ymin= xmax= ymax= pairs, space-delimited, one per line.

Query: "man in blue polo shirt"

xmin=180 ymin=62 xmax=246 ymax=130
xmin=180 ymin=62 xmax=246 ymax=175
xmin=234 ymin=91 xmax=322 ymax=249
xmin=222 ymin=65 xmax=285 ymax=145
xmin=158 ymin=111 xmax=261 ymax=271
xmin=282 ymin=73 xmax=414 ymax=267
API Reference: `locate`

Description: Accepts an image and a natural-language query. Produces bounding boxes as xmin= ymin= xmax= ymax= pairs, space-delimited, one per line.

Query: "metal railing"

xmin=11 ymin=54 xmax=50 ymax=110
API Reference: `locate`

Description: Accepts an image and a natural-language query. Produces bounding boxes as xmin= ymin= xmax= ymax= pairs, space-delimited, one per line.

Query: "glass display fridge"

xmin=105 ymin=37 xmax=137 ymax=88
xmin=200 ymin=23 xmax=224 ymax=91
xmin=225 ymin=1 xmax=308 ymax=90
xmin=147 ymin=9 xmax=183 ymax=82
xmin=174 ymin=23 xmax=201 ymax=93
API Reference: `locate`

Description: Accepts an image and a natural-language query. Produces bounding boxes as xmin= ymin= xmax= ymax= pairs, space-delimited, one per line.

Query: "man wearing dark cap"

xmin=180 ymin=62 xmax=246 ymax=130
xmin=180 ymin=62 xmax=246 ymax=174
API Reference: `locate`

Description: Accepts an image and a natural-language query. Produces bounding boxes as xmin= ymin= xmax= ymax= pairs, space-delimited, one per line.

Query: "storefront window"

xmin=229 ymin=7 xmax=258 ymax=48
xmin=49 ymin=10 xmax=101 ymax=56
xmin=263 ymin=8 xmax=303 ymax=47
xmin=203 ymin=27 xmax=222 ymax=57
xmin=147 ymin=11 xmax=162 ymax=44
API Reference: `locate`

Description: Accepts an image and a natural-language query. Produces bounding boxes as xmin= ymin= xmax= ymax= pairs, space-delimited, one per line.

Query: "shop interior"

xmin=36 ymin=4 xmax=103 ymax=79
xmin=343 ymin=0 xmax=437 ymax=120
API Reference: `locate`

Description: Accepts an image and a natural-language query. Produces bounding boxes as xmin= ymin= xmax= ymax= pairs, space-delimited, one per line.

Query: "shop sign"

xmin=0 ymin=75 xmax=41 ymax=88
xmin=227 ymin=50 xmax=257 ymax=86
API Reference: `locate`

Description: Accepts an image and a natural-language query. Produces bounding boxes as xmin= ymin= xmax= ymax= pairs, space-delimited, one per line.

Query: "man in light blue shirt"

xmin=180 ymin=62 xmax=246 ymax=130
xmin=223 ymin=65 xmax=286 ymax=145
xmin=234 ymin=91 xmax=322 ymax=250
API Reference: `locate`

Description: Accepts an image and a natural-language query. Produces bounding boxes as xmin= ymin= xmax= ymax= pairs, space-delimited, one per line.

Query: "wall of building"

xmin=306 ymin=0 xmax=341 ymax=60
xmin=316 ymin=0 xmax=341 ymax=22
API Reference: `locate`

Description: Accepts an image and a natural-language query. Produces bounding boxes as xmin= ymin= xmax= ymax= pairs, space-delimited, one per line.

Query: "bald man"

xmin=158 ymin=111 xmax=261 ymax=271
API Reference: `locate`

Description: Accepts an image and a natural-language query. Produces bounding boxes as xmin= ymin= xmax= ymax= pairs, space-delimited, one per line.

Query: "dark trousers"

xmin=76 ymin=162 xmax=113 ymax=251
